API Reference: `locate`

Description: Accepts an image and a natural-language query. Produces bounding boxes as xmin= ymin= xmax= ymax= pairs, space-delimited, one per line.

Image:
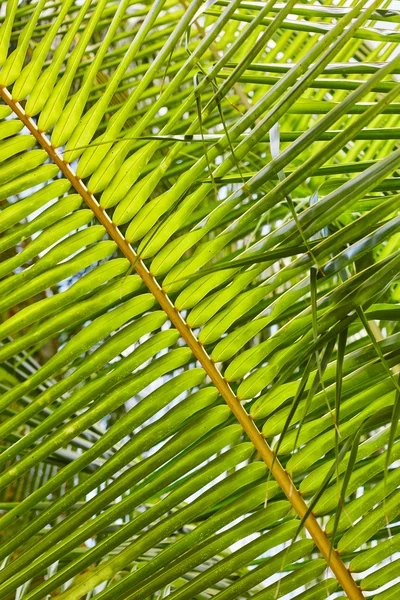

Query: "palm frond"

xmin=1 ymin=1 xmax=400 ymax=599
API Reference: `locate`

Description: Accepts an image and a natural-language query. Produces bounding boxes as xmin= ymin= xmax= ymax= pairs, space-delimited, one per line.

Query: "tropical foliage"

xmin=1 ymin=0 xmax=400 ymax=598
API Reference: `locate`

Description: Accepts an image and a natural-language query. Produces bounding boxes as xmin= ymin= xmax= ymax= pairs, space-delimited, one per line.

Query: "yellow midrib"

xmin=0 ymin=84 xmax=364 ymax=600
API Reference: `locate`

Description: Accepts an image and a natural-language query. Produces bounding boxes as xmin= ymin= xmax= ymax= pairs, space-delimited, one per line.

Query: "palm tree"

xmin=0 ymin=0 xmax=400 ymax=598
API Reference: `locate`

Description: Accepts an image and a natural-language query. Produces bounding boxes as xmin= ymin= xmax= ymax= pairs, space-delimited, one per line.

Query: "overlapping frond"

xmin=1 ymin=1 xmax=400 ymax=599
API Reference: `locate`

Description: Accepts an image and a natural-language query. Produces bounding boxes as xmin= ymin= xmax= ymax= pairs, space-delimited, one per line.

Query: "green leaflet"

xmin=64 ymin=0 xmax=170 ymax=164
xmin=337 ymin=489 xmax=400 ymax=553
xmin=175 ymin=266 xmax=239 ymax=311
xmin=45 ymin=414 xmax=252 ymax=600
xmin=200 ymin=274 xmax=309 ymax=345
xmin=24 ymin=0 xmax=93 ymax=117
xmin=163 ymin=520 xmax=298 ymax=600
xmin=0 ymin=258 xmax=129 ymax=339
xmin=322 ymin=444 xmax=400 ymax=521
xmin=0 ymin=0 xmax=47 ymax=86
xmin=251 ymin=559 xmax=327 ymax=600
xmin=373 ymin=581 xmax=400 ymax=600
xmin=0 ymin=133 xmax=35 ymax=164
xmin=350 ymin=533 xmax=400 ymax=572
xmin=301 ymin=426 xmax=393 ymax=496
xmin=0 ymin=226 xmax=106 ymax=298
xmin=0 ymin=313 xmax=170 ymax=469
xmin=26 ymin=436 xmax=251 ymax=600
xmin=0 ymin=163 xmax=59 ymax=198
xmin=1 ymin=414 xmax=242 ymax=596
xmin=0 ymin=293 xmax=156 ymax=424
xmin=0 ymin=106 xmax=12 ymax=119
xmin=189 ymin=265 xmax=266 ymax=329
xmin=261 ymin=375 xmax=394 ymax=439
xmin=0 ymin=209 xmax=93 ymax=278
xmin=0 ymin=240 xmax=117 ymax=314
xmin=11 ymin=0 xmax=75 ymax=100
xmin=131 ymin=504 xmax=293 ymax=600
xmin=285 ymin=392 xmax=395 ymax=474
xmin=50 ymin=0 xmax=132 ymax=148
xmin=0 ymin=194 xmax=83 ymax=254
xmin=0 ymin=365 xmax=204 ymax=535
xmin=251 ymin=382 xmax=300 ymax=420
xmin=0 ymin=118 xmax=23 ymax=141
xmin=210 ymin=539 xmax=315 ymax=600
xmin=37 ymin=0 xmax=110 ymax=132
xmin=0 ymin=179 xmax=71 ymax=232
xmin=0 ymin=0 xmax=18 ymax=66
xmin=75 ymin=0 xmax=206 ymax=178
xmin=0 ymin=274 xmax=143 ymax=361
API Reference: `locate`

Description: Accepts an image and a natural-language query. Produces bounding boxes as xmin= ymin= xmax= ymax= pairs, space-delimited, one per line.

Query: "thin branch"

xmin=0 ymin=85 xmax=365 ymax=600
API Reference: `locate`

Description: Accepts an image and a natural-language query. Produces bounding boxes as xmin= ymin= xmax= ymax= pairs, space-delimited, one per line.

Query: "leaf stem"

xmin=0 ymin=85 xmax=365 ymax=600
